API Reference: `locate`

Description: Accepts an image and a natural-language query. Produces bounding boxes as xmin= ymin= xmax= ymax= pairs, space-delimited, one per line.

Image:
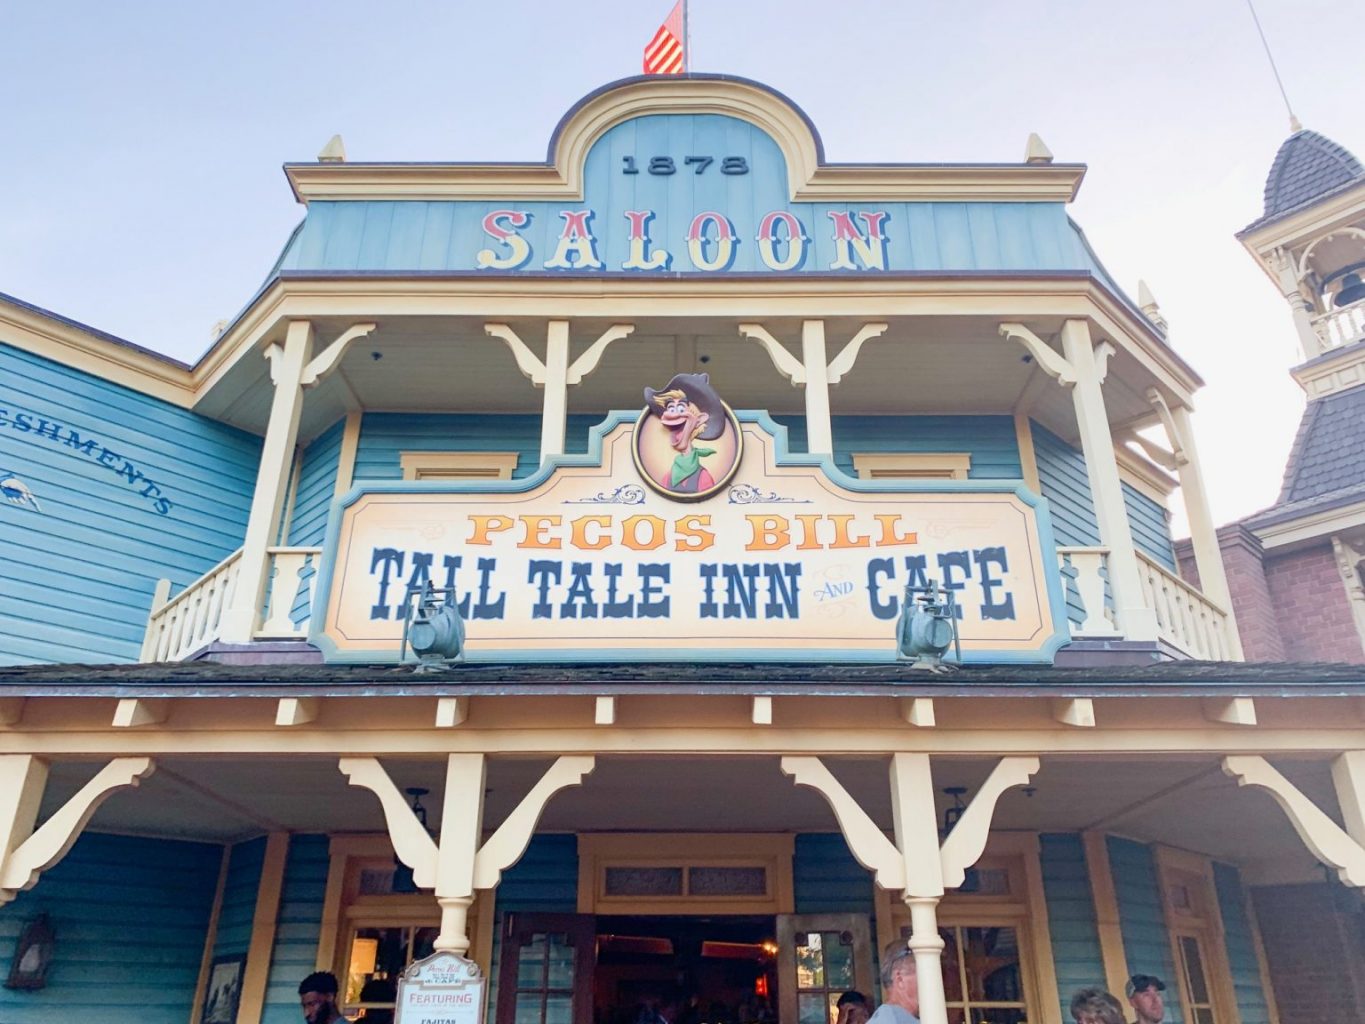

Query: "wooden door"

xmin=496 ymin=913 xmax=596 ymax=1024
xmin=776 ymin=913 xmax=876 ymax=1024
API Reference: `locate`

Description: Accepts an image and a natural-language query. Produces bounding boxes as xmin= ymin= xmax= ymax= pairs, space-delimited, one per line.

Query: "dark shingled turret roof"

xmin=1240 ymin=129 xmax=1365 ymax=234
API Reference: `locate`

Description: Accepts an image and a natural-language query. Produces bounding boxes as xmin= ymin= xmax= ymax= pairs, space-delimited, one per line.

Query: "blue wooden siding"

xmin=0 ymin=832 xmax=221 ymax=1024
xmin=212 ymin=836 xmax=266 ymax=959
xmin=1122 ymin=481 xmax=1177 ymax=572
xmin=260 ymin=834 xmax=331 ymax=1024
xmin=287 ymin=420 xmax=344 ymax=547
xmin=353 ymin=414 xmax=598 ymax=481
xmin=1031 ymin=423 xmax=1101 ymax=549
xmin=1038 ymin=834 xmax=1107 ymax=1021
xmin=1106 ymin=837 xmax=1183 ymax=1024
xmin=0 ymin=342 xmax=261 ymax=665
xmin=1212 ymin=862 xmax=1271 ymax=1024
xmin=793 ymin=833 xmax=874 ymax=914
xmin=773 ymin=415 xmax=1022 ymax=480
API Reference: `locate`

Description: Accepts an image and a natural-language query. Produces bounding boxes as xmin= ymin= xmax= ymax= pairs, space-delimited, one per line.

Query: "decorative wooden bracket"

xmin=998 ymin=323 xmax=1076 ymax=386
xmin=1094 ymin=341 xmax=1116 ymax=384
xmin=0 ymin=756 xmax=155 ymax=902
xmin=825 ymin=323 xmax=890 ymax=384
xmin=738 ymin=324 xmax=807 ymax=384
xmin=567 ymin=325 xmax=636 ymax=385
xmin=1118 ymin=430 xmax=1180 ymax=472
xmin=938 ymin=756 xmax=1039 ymax=887
xmin=472 ymin=756 xmax=595 ymax=889
xmin=300 ymin=323 xmax=378 ymax=387
xmin=485 ymin=323 xmax=635 ymax=388
xmin=781 ymin=756 xmax=905 ymax=888
xmin=740 ymin=322 xmax=891 ymax=387
xmin=339 ymin=754 xmax=596 ymax=893
xmin=485 ymin=324 xmax=549 ymax=385
xmin=1222 ymin=755 xmax=1365 ymax=888
xmin=782 ymin=754 xmax=1039 ymax=893
xmin=1145 ymin=387 xmax=1189 ymax=466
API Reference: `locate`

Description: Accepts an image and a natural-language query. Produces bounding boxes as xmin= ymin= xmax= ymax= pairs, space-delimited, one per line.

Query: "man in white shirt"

xmin=866 ymin=940 xmax=919 ymax=1024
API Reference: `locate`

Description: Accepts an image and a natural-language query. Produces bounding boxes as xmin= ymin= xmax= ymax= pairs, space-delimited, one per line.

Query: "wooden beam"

xmin=1053 ymin=698 xmax=1096 ymax=728
xmin=0 ymin=698 xmax=25 ymax=727
xmin=900 ymin=697 xmax=936 ymax=727
xmin=752 ymin=696 xmax=773 ymax=726
xmin=112 ymin=698 xmax=169 ymax=728
xmin=275 ymin=697 xmax=319 ymax=727
xmin=594 ymin=696 xmax=616 ymax=726
xmin=435 ymin=697 xmax=469 ymax=728
xmin=1204 ymin=697 xmax=1257 ymax=726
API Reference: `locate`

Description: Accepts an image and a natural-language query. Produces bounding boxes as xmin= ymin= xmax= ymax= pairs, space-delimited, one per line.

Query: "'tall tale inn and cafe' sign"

xmin=312 ymin=376 xmax=1069 ymax=663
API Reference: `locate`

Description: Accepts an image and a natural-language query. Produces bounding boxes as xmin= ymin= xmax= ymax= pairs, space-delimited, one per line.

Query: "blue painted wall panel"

xmin=488 ymin=834 xmax=580 ymax=1018
xmin=1107 ymin=837 xmax=1183 ymax=1024
xmin=793 ymin=833 xmax=874 ymax=915
xmin=1212 ymin=862 xmax=1271 ymax=1024
xmin=0 ymin=342 xmax=261 ymax=665
xmin=767 ymin=415 xmax=1023 ymax=480
xmin=213 ymin=836 xmax=266 ymax=959
xmin=1122 ymin=481 xmax=1177 ymax=572
xmin=261 ymin=834 xmax=331 ymax=1024
xmin=279 ymin=114 xmax=1117 ymax=284
xmin=1038 ymin=834 xmax=1106 ymax=1022
xmin=1031 ymin=423 xmax=1100 ymax=549
xmin=0 ymin=832 xmax=221 ymax=1023
xmin=287 ymin=420 xmax=344 ymax=547
xmin=354 ymin=414 xmax=598 ymax=481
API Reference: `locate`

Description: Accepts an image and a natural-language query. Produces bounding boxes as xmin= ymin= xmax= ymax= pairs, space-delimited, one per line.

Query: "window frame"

xmin=851 ymin=453 xmax=972 ymax=481
xmin=399 ymin=451 xmax=519 ymax=481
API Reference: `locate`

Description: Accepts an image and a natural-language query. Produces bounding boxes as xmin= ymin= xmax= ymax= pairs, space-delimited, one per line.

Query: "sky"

xmin=2 ymin=0 xmax=1355 ymax=529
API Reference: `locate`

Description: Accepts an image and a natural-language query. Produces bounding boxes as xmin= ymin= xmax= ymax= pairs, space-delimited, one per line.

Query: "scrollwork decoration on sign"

xmin=728 ymin=484 xmax=813 ymax=505
xmin=562 ymin=484 xmax=647 ymax=506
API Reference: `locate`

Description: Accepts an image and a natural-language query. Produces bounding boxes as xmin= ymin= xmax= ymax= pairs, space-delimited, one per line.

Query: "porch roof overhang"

xmin=4 ymin=659 xmax=1365 ymax=700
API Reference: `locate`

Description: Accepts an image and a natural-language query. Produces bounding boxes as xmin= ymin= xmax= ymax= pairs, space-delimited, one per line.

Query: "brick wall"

xmin=1176 ymin=524 xmax=1289 ymax=661
xmin=1252 ymin=883 xmax=1365 ymax=1023
xmin=1262 ymin=543 xmax=1365 ymax=662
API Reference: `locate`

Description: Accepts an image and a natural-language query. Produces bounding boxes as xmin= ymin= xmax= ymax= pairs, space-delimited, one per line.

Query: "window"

xmin=343 ymin=924 xmax=439 ymax=1019
xmin=852 ymin=453 xmax=971 ymax=481
xmin=1174 ymin=933 xmax=1218 ymax=1024
xmin=940 ymin=925 xmax=1028 ymax=1024
xmin=794 ymin=929 xmax=858 ymax=1024
xmin=400 ymin=452 xmax=519 ymax=481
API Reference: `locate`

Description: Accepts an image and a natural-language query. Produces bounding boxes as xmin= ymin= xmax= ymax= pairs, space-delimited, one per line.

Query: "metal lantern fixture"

xmin=896 ymin=580 xmax=961 ymax=670
xmin=392 ymin=786 xmax=431 ymax=894
xmin=401 ymin=582 xmax=466 ymax=670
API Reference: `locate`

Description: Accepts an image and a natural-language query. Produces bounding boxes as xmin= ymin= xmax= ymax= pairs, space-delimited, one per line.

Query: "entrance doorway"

xmin=595 ymin=916 xmax=778 ymax=1024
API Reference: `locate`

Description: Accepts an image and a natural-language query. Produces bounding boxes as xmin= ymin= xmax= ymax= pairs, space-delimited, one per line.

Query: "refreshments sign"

xmin=313 ymin=406 xmax=1067 ymax=664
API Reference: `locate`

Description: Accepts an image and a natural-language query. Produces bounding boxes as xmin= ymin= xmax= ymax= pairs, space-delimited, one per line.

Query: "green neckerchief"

xmin=670 ymin=446 xmax=715 ymax=487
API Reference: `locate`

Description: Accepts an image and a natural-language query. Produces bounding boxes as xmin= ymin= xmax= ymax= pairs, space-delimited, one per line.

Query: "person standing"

xmin=1125 ymin=975 xmax=1167 ymax=1024
xmin=299 ymin=971 xmax=352 ymax=1024
xmin=867 ymin=941 xmax=919 ymax=1024
xmin=1069 ymin=987 xmax=1126 ymax=1024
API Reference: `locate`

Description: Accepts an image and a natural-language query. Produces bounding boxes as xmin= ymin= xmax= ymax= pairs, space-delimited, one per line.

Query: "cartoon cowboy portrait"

xmin=635 ymin=372 xmax=742 ymax=500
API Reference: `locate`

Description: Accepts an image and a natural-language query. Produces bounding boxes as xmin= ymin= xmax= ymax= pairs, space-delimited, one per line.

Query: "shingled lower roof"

xmin=1273 ymin=380 xmax=1365 ymax=506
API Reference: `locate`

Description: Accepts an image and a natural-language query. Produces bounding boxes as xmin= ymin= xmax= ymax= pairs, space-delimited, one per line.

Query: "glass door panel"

xmin=777 ymin=914 xmax=874 ymax=1024
xmin=497 ymin=913 xmax=596 ymax=1024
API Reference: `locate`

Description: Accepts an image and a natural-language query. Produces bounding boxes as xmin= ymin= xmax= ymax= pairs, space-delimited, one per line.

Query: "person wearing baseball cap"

xmin=1125 ymin=975 xmax=1166 ymax=1024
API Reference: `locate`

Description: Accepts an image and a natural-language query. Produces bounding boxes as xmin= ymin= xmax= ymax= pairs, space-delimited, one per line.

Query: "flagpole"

xmin=683 ymin=0 xmax=690 ymax=72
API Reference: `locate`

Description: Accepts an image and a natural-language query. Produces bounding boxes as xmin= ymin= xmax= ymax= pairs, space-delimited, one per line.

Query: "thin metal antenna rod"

xmin=1245 ymin=0 xmax=1301 ymax=131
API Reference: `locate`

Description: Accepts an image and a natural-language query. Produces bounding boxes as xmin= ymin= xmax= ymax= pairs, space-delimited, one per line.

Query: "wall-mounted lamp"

xmin=392 ymin=786 xmax=431 ymax=894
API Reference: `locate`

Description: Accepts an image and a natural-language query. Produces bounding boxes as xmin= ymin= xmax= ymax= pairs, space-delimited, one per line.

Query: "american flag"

xmin=643 ymin=0 xmax=686 ymax=75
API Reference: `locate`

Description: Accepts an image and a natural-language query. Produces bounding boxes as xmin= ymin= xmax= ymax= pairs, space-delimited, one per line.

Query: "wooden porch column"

xmin=801 ymin=320 xmax=834 ymax=455
xmin=1161 ymin=401 xmax=1242 ymax=655
xmin=540 ymin=320 xmax=570 ymax=459
xmin=1060 ymin=319 xmax=1158 ymax=640
xmin=889 ymin=753 xmax=950 ymax=1024
xmin=220 ymin=321 xmax=314 ymax=643
xmin=1271 ymin=249 xmax=1323 ymax=359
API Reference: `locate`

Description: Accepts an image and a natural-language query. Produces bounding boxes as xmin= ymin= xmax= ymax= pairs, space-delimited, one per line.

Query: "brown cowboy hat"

xmin=643 ymin=372 xmax=727 ymax=441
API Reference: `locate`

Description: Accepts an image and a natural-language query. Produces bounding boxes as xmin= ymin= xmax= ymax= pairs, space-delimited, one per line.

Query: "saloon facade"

xmin=1 ymin=76 xmax=1362 ymax=1024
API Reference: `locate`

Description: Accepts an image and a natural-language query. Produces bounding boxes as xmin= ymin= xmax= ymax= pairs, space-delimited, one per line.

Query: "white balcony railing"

xmin=140 ymin=546 xmax=321 ymax=661
xmin=1058 ymin=546 xmax=1238 ymax=660
xmin=1311 ymin=300 xmax=1365 ymax=352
